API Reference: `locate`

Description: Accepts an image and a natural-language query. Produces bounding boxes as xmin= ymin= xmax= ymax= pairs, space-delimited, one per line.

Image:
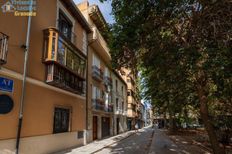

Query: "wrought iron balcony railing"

xmin=108 ymin=104 xmax=113 ymax=112
xmin=92 ymin=65 xmax=103 ymax=82
xmin=46 ymin=63 xmax=85 ymax=94
xmin=104 ymin=76 xmax=112 ymax=86
xmin=92 ymin=99 xmax=113 ymax=113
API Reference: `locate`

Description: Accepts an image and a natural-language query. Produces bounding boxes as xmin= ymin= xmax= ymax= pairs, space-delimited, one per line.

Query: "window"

xmin=108 ymin=94 xmax=112 ymax=104
xmin=122 ymin=101 xmax=124 ymax=111
xmin=57 ymin=37 xmax=86 ymax=78
xmin=58 ymin=10 xmax=72 ymax=40
xmin=102 ymin=90 xmax=105 ymax=99
xmin=93 ymin=54 xmax=100 ymax=68
xmin=53 ymin=107 xmax=70 ymax=133
xmin=44 ymin=29 xmax=86 ymax=79
xmin=57 ymin=40 xmax=66 ymax=65
xmin=82 ymin=31 xmax=87 ymax=55
xmin=127 ymin=91 xmax=131 ymax=96
xmin=104 ymin=67 xmax=109 ymax=77
xmin=132 ymin=104 xmax=136 ymax=111
xmin=92 ymin=86 xmax=101 ymax=99
xmin=116 ymin=98 xmax=119 ymax=109
xmin=121 ymin=86 xmax=124 ymax=94
xmin=115 ymin=80 xmax=118 ymax=91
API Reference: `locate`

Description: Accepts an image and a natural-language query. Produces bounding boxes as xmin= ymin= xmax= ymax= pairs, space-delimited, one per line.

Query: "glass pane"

xmin=73 ymin=55 xmax=79 ymax=74
xmin=51 ymin=35 xmax=56 ymax=60
xmin=54 ymin=109 xmax=62 ymax=132
xmin=46 ymin=65 xmax=53 ymax=82
xmin=66 ymin=49 xmax=73 ymax=70
xmin=57 ymin=40 xmax=66 ymax=65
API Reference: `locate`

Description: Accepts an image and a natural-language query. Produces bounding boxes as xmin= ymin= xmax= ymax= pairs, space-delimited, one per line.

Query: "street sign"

xmin=0 ymin=77 xmax=14 ymax=93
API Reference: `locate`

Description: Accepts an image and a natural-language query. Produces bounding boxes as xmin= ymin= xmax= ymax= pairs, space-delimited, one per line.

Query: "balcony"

xmin=46 ymin=63 xmax=84 ymax=94
xmin=115 ymin=107 xmax=123 ymax=115
xmin=104 ymin=76 xmax=112 ymax=86
xmin=108 ymin=104 xmax=113 ymax=112
xmin=123 ymin=110 xmax=127 ymax=116
xmin=89 ymin=27 xmax=111 ymax=64
xmin=43 ymin=28 xmax=86 ymax=94
xmin=92 ymin=65 xmax=103 ymax=81
xmin=0 ymin=32 xmax=9 ymax=65
xmin=92 ymin=99 xmax=113 ymax=113
xmin=92 ymin=98 xmax=105 ymax=111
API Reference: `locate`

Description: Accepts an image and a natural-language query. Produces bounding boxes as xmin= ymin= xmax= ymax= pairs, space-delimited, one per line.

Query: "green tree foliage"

xmin=103 ymin=0 xmax=232 ymax=153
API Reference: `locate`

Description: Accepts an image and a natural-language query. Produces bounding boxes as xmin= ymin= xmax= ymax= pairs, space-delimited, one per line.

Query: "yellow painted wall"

xmin=0 ymin=0 xmax=86 ymax=141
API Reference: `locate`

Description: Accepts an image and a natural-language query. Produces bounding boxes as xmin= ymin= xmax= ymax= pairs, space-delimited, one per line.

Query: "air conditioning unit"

xmin=0 ymin=32 xmax=9 ymax=65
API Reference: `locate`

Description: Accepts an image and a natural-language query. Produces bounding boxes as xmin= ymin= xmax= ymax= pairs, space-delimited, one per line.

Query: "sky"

xmin=74 ymin=0 xmax=114 ymax=24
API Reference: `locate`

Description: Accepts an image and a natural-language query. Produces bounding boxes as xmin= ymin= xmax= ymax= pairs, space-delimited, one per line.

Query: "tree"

xmin=102 ymin=0 xmax=232 ymax=153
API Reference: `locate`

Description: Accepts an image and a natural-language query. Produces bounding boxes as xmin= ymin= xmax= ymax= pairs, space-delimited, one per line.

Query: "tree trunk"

xmin=168 ymin=109 xmax=176 ymax=133
xmin=164 ymin=111 xmax=167 ymax=128
xmin=197 ymin=85 xmax=225 ymax=154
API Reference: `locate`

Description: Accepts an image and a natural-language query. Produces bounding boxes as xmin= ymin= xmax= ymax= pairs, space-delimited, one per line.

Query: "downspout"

xmin=84 ymin=34 xmax=89 ymax=145
xmin=16 ymin=1 xmax=33 ymax=153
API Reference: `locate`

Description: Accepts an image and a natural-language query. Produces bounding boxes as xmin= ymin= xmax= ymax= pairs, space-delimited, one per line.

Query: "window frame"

xmin=58 ymin=9 xmax=73 ymax=40
xmin=53 ymin=107 xmax=71 ymax=134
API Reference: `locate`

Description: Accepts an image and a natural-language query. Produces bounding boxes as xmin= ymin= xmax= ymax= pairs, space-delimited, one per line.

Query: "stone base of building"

xmin=0 ymin=132 xmax=83 ymax=154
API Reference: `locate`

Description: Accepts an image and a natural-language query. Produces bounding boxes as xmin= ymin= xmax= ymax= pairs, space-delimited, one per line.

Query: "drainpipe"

xmin=84 ymin=34 xmax=89 ymax=145
xmin=16 ymin=1 xmax=33 ymax=153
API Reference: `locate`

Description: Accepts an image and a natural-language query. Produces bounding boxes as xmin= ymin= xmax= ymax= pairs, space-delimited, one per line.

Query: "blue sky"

xmin=74 ymin=0 xmax=114 ymax=24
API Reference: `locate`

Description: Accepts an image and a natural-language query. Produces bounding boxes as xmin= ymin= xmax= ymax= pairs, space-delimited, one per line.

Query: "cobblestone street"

xmin=95 ymin=127 xmax=153 ymax=154
xmin=58 ymin=126 xmax=212 ymax=154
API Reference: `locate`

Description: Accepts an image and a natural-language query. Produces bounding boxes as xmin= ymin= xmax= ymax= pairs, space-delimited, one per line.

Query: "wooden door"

xmin=93 ymin=116 xmax=98 ymax=140
xmin=101 ymin=117 xmax=110 ymax=138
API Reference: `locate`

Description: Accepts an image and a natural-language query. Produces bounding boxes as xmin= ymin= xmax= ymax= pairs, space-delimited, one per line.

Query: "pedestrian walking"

xmin=135 ymin=123 xmax=139 ymax=132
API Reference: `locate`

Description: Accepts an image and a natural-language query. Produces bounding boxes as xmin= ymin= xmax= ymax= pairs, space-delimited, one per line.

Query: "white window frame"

xmin=92 ymin=54 xmax=100 ymax=68
xmin=104 ymin=67 xmax=109 ymax=77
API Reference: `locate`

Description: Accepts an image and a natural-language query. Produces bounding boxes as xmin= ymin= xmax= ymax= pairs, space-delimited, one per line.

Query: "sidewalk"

xmin=149 ymin=129 xmax=179 ymax=154
xmin=149 ymin=128 xmax=212 ymax=154
xmin=55 ymin=130 xmax=136 ymax=154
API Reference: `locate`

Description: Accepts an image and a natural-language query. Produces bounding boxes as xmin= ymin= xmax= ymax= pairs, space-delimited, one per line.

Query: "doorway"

xmin=101 ymin=117 xmax=110 ymax=138
xmin=93 ymin=116 xmax=98 ymax=140
xmin=116 ymin=118 xmax=120 ymax=134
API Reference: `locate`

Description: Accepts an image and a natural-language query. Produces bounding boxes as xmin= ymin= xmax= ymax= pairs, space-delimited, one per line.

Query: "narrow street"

xmin=94 ymin=127 xmax=179 ymax=154
xmin=95 ymin=127 xmax=154 ymax=154
xmin=86 ymin=127 xmax=211 ymax=154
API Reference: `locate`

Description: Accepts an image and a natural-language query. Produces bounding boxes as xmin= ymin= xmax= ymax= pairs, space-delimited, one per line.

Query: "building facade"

xmin=112 ymin=71 xmax=127 ymax=135
xmin=78 ymin=1 xmax=114 ymax=142
xmin=119 ymin=68 xmax=141 ymax=130
xmin=0 ymin=0 xmax=91 ymax=153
